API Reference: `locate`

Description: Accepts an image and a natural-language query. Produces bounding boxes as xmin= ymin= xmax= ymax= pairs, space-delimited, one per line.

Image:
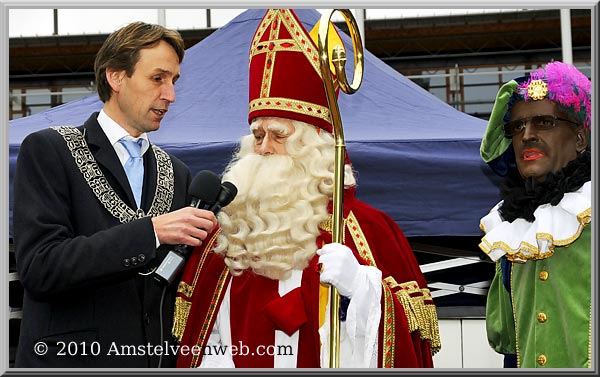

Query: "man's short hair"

xmin=94 ymin=21 xmax=185 ymax=102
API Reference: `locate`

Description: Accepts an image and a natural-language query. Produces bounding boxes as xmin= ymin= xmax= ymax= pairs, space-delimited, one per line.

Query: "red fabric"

xmin=320 ymin=189 xmax=433 ymax=368
xmin=248 ymin=9 xmax=338 ymax=133
xmin=228 ymin=264 xmax=323 ymax=367
xmin=296 ymin=257 xmax=323 ymax=367
xmin=262 ymin=287 xmax=307 ymax=337
xmin=230 ymin=273 xmax=277 ymax=367
xmin=174 ymin=238 xmax=230 ymax=368
xmin=175 ymin=187 xmax=435 ymax=368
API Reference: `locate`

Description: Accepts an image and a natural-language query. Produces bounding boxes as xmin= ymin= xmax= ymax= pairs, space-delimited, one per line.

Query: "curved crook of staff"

xmin=317 ymin=8 xmax=364 ymax=368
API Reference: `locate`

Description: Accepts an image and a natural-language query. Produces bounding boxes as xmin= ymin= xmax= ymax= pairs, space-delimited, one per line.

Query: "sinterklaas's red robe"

xmin=173 ymin=188 xmax=440 ymax=368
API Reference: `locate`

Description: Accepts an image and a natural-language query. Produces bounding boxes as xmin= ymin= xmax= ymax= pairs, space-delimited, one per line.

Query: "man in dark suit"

xmin=12 ymin=22 xmax=217 ymax=368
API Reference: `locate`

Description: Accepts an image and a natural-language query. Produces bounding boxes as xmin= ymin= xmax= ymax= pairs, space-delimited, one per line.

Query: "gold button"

xmin=537 ymin=354 xmax=547 ymax=366
xmin=539 ymin=271 xmax=549 ymax=281
xmin=537 ymin=312 xmax=547 ymax=323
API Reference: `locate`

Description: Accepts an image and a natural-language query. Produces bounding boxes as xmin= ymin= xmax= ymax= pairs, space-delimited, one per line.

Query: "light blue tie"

xmin=119 ymin=138 xmax=144 ymax=208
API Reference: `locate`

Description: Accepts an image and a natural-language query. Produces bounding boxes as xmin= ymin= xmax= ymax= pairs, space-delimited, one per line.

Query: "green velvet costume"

xmin=481 ymin=181 xmax=591 ymax=368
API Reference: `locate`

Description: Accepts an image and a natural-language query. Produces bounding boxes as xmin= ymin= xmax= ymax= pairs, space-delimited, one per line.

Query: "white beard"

xmin=214 ymin=152 xmax=331 ymax=280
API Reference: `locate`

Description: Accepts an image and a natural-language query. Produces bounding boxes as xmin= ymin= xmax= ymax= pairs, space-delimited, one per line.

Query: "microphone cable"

xmin=157 ymin=285 xmax=168 ymax=368
xmin=154 ymin=177 xmax=237 ymax=367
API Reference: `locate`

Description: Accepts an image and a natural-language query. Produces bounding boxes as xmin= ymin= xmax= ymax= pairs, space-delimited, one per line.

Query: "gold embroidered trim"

xmin=579 ymin=207 xmax=591 ymax=225
xmin=172 ymin=296 xmax=191 ymax=344
xmin=480 ymin=202 xmax=591 ymax=263
xmin=279 ymin=9 xmax=322 ymax=76
xmin=346 ymin=212 xmax=377 ymax=267
xmin=381 ymin=282 xmax=395 ymax=368
xmin=510 ymin=263 xmax=521 ymax=367
xmin=177 ymin=281 xmax=193 ymax=299
xmin=318 ymin=216 xmax=347 ymax=244
xmin=251 ymin=39 xmax=304 ymax=57
xmin=261 ymin=11 xmax=281 ymax=98
xmin=250 ymin=9 xmax=275 ymax=63
xmin=248 ymin=9 xmax=334 ymax=128
xmin=384 ymin=277 xmax=441 ymax=354
xmin=261 ymin=47 xmax=275 ymax=99
xmin=190 ymin=229 xmax=222 ymax=290
xmin=52 ymin=126 xmax=174 ymax=222
xmin=190 ymin=267 xmax=230 ymax=368
xmin=385 ymin=278 xmax=419 ymax=331
xmin=480 ymin=218 xmax=591 ymax=263
xmin=480 ymin=238 xmax=554 ymax=263
xmin=172 ymin=229 xmax=222 ymax=342
xmin=249 ymin=97 xmax=331 ymax=124
xmin=320 ymin=210 xmax=441 ymax=355
xmin=421 ymin=288 xmax=441 ymax=353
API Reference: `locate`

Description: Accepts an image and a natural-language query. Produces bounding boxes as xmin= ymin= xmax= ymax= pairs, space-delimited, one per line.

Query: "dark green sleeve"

xmin=486 ymin=260 xmax=516 ymax=355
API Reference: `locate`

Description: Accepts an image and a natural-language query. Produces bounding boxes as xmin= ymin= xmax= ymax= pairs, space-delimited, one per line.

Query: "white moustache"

xmin=222 ymin=153 xmax=297 ymax=206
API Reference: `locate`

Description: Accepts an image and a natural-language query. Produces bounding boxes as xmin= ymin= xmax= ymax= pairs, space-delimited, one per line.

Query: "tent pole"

xmin=560 ymin=9 xmax=573 ymax=64
xmin=157 ymin=9 xmax=166 ymax=27
xmin=354 ymin=9 xmax=366 ymax=49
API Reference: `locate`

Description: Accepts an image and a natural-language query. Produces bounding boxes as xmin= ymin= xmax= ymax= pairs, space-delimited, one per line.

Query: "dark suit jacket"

xmin=13 ymin=112 xmax=192 ymax=368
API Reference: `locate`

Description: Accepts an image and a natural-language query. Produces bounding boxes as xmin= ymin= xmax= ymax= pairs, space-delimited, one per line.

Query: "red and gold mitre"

xmin=248 ymin=9 xmax=343 ymax=134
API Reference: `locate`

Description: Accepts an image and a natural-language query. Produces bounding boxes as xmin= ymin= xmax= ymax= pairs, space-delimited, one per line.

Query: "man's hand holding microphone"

xmin=152 ymin=170 xmax=237 ymax=285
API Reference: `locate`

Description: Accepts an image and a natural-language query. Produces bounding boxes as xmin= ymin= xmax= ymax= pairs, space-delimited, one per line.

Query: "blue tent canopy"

xmin=8 ymin=9 xmax=502 ymax=239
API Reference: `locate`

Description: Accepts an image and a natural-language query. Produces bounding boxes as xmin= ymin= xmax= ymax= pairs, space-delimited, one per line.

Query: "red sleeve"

xmin=341 ymin=199 xmax=440 ymax=367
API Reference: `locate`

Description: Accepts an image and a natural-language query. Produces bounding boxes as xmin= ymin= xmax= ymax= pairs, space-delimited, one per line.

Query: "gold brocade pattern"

xmin=278 ymin=9 xmax=322 ymax=76
xmin=479 ymin=191 xmax=591 ymax=263
xmin=249 ymin=97 xmax=331 ymax=124
xmin=318 ymin=216 xmax=347 ymax=244
xmin=252 ymin=39 xmax=304 ymax=55
xmin=320 ymin=211 xmax=441 ymax=356
xmin=172 ymin=297 xmax=191 ymax=345
xmin=189 ymin=229 xmax=221 ymax=290
xmin=479 ymin=219 xmax=591 ymax=263
xmin=388 ymin=279 xmax=420 ymax=333
xmin=381 ymin=283 xmax=395 ymax=368
xmin=177 ymin=281 xmax=193 ymax=299
xmin=248 ymin=9 xmax=333 ymax=129
xmin=579 ymin=208 xmax=592 ymax=226
xmin=260 ymin=11 xmax=281 ymax=98
xmin=422 ymin=289 xmax=441 ymax=353
xmin=480 ymin=237 xmax=555 ymax=263
xmin=384 ymin=277 xmax=441 ymax=354
xmin=172 ymin=229 xmax=222 ymax=342
xmin=249 ymin=10 xmax=271 ymax=63
xmin=346 ymin=212 xmax=377 ymax=267
xmin=52 ymin=126 xmax=175 ymax=222
xmin=190 ymin=267 xmax=230 ymax=368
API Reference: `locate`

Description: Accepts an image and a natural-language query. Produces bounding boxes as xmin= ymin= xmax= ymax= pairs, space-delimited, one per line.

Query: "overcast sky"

xmin=8 ymin=8 xmax=520 ymax=38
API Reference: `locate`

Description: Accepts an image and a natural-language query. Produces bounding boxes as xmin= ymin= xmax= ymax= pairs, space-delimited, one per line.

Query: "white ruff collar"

xmin=479 ymin=181 xmax=591 ymax=263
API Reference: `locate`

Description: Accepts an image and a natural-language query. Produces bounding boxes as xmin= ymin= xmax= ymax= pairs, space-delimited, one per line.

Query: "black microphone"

xmin=153 ymin=171 xmax=222 ymax=286
xmin=188 ymin=170 xmax=223 ymax=210
xmin=209 ymin=181 xmax=238 ymax=215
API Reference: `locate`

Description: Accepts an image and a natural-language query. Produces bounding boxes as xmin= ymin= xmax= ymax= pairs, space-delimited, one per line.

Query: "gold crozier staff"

xmin=316 ymin=9 xmax=364 ymax=368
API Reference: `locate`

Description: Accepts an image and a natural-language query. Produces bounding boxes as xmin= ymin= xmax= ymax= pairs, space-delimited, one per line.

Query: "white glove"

xmin=317 ymin=243 xmax=360 ymax=298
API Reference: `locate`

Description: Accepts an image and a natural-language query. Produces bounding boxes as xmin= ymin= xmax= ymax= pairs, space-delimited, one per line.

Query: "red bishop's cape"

xmin=173 ymin=188 xmax=441 ymax=368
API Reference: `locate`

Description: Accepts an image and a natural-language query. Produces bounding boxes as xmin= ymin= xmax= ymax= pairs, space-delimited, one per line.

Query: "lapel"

xmin=81 ymin=113 xmax=137 ymax=209
xmin=82 ymin=112 xmax=160 ymax=211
